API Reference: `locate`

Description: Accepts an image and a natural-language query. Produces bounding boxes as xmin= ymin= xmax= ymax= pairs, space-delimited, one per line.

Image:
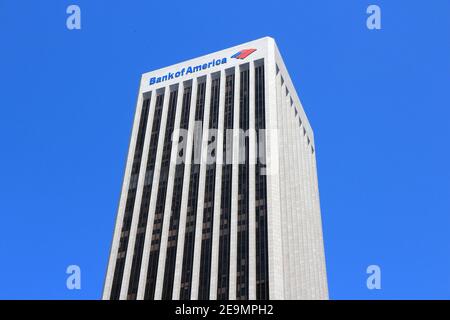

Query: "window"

xmin=217 ymin=72 xmax=235 ymax=299
xmin=236 ymin=66 xmax=249 ymax=300
xmin=161 ymin=84 xmax=192 ymax=300
xmin=198 ymin=76 xmax=221 ymax=299
xmin=255 ymin=61 xmax=269 ymax=300
xmin=144 ymin=88 xmax=179 ymax=299
xmin=111 ymin=94 xmax=152 ymax=300
xmin=179 ymin=80 xmax=206 ymax=299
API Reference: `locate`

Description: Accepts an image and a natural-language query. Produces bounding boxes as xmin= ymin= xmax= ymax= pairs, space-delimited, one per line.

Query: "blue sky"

xmin=1 ymin=0 xmax=449 ymax=299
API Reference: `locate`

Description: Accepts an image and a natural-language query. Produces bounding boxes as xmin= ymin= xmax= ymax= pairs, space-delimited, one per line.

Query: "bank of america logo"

xmin=231 ymin=49 xmax=256 ymax=59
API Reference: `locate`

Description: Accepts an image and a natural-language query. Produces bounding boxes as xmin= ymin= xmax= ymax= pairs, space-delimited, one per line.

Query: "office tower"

xmin=103 ymin=37 xmax=328 ymax=300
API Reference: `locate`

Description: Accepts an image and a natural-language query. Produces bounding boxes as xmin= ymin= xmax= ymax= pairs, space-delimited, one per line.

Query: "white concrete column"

xmin=276 ymin=77 xmax=289 ymax=298
xmin=265 ymin=44 xmax=284 ymax=299
xmin=301 ymin=127 xmax=314 ymax=299
xmin=191 ymin=74 xmax=212 ymax=299
xmin=228 ymin=66 xmax=240 ymax=300
xmin=136 ymin=87 xmax=171 ymax=299
xmin=285 ymin=93 xmax=301 ymax=299
xmin=172 ymin=78 xmax=199 ymax=299
xmin=103 ymin=86 xmax=147 ymax=299
xmin=297 ymin=123 xmax=308 ymax=299
xmin=118 ymin=91 xmax=158 ymax=299
xmin=154 ymin=85 xmax=185 ymax=299
xmin=292 ymin=102 xmax=308 ymax=299
xmin=294 ymin=115 xmax=308 ymax=299
xmin=311 ymin=148 xmax=329 ymax=299
xmin=280 ymin=83 xmax=295 ymax=299
xmin=310 ymin=149 xmax=321 ymax=299
xmin=209 ymin=70 xmax=226 ymax=299
xmin=306 ymin=147 xmax=317 ymax=300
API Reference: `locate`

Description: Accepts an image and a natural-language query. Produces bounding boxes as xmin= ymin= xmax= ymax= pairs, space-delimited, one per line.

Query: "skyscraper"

xmin=103 ymin=37 xmax=328 ymax=300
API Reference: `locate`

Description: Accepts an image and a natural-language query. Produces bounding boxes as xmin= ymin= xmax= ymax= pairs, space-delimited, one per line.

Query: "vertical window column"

xmin=179 ymin=80 xmax=207 ymax=299
xmin=161 ymin=84 xmax=192 ymax=299
xmin=190 ymin=74 xmax=213 ymax=299
xmin=216 ymin=72 xmax=235 ymax=299
xmin=228 ymin=67 xmax=241 ymax=300
xmin=236 ymin=66 xmax=250 ymax=300
xmin=144 ymin=88 xmax=179 ymax=299
xmin=197 ymin=76 xmax=221 ymax=299
xmin=248 ymin=62 xmax=256 ymax=300
xmin=125 ymin=93 xmax=164 ymax=300
xmin=171 ymin=78 xmax=198 ymax=299
xmin=255 ymin=62 xmax=269 ymax=300
xmin=126 ymin=92 xmax=165 ymax=299
xmin=153 ymin=84 xmax=187 ymax=299
xmin=110 ymin=96 xmax=151 ymax=300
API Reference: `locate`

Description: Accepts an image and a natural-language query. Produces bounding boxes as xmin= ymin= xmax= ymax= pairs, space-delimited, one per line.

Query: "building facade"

xmin=103 ymin=37 xmax=328 ymax=300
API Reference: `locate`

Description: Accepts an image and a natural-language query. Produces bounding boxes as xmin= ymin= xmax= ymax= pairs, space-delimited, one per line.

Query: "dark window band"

xmin=125 ymin=93 xmax=165 ymax=299
xmin=198 ymin=77 xmax=221 ymax=299
xmin=144 ymin=89 xmax=179 ymax=299
xmin=161 ymin=85 xmax=192 ymax=299
xmin=236 ymin=68 xmax=250 ymax=300
xmin=110 ymin=96 xmax=151 ymax=300
xmin=217 ymin=73 xmax=235 ymax=299
xmin=255 ymin=62 xmax=269 ymax=300
xmin=113 ymin=61 xmax=269 ymax=301
xmin=179 ymin=81 xmax=206 ymax=299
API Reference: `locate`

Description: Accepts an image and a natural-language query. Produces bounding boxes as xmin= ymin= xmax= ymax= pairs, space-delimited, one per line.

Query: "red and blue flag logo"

xmin=231 ymin=49 xmax=256 ymax=59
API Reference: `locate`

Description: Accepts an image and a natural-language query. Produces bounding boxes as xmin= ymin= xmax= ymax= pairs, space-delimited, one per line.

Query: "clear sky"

xmin=1 ymin=0 xmax=449 ymax=299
